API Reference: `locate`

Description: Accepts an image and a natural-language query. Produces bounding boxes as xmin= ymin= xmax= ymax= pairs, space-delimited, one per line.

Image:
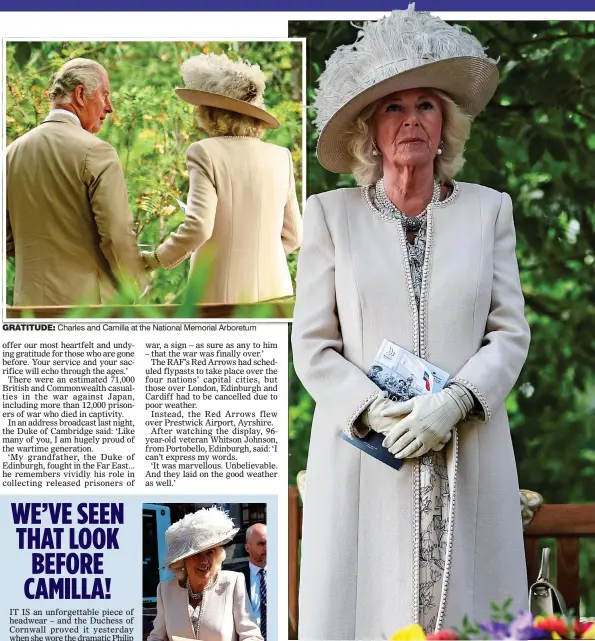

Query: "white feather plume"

xmin=181 ymin=53 xmax=266 ymax=106
xmin=164 ymin=507 xmax=236 ymax=564
xmin=313 ymin=3 xmax=496 ymax=132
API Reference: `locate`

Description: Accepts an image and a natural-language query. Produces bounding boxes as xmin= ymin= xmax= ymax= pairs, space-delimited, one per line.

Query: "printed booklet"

xmin=340 ymin=340 xmax=450 ymax=470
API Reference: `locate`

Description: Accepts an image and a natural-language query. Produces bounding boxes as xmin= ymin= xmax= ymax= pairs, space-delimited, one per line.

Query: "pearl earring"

xmin=372 ymin=139 xmax=381 ymax=156
xmin=437 ymin=140 xmax=444 ymax=156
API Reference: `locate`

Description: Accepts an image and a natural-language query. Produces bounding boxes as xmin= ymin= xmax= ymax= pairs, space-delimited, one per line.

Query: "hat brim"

xmin=161 ymin=527 xmax=240 ymax=568
xmin=176 ymin=88 xmax=280 ymax=129
xmin=316 ymin=56 xmax=499 ymax=174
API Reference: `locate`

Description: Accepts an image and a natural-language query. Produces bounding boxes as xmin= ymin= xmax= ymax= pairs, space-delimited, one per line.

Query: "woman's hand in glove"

xmin=380 ymin=386 xmax=473 ymax=458
xmin=360 ymin=392 xmax=411 ymax=436
xmin=141 ymin=250 xmax=160 ymax=272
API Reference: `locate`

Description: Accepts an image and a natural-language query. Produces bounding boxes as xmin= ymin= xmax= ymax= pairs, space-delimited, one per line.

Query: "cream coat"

xmin=291 ymin=182 xmax=531 ymax=640
xmin=6 ymin=113 xmax=147 ymax=306
xmin=147 ymin=572 xmax=263 ymax=641
xmin=148 ymin=137 xmax=302 ymax=304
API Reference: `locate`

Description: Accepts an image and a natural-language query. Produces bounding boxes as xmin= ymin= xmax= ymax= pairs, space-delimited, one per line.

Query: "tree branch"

xmin=516 ymin=33 xmax=595 ymax=46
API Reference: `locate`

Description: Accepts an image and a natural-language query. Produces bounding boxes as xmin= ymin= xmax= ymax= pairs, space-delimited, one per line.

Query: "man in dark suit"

xmin=241 ymin=523 xmax=267 ymax=640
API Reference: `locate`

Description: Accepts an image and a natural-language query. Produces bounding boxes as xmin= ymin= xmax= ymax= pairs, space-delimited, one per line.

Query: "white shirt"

xmin=248 ymin=562 xmax=266 ymax=627
xmin=48 ymin=109 xmax=81 ymax=126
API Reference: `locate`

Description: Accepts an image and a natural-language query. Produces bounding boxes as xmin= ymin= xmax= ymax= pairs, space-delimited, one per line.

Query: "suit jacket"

xmin=292 ymin=183 xmax=531 ymax=638
xmin=6 ymin=113 xmax=147 ymax=306
xmin=239 ymin=566 xmax=252 ymax=609
xmin=147 ymin=572 xmax=263 ymax=641
xmin=146 ymin=137 xmax=302 ymax=304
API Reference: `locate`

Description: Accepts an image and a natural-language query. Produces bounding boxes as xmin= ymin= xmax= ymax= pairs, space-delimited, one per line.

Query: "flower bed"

xmin=391 ymin=603 xmax=595 ymax=640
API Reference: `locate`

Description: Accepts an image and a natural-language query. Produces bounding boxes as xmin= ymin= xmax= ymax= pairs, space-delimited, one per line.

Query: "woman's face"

xmin=373 ymin=88 xmax=443 ymax=171
xmin=185 ymin=548 xmax=215 ymax=582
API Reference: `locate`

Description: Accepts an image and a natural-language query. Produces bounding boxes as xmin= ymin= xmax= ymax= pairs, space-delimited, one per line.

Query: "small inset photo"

xmin=4 ymin=40 xmax=304 ymax=320
xmin=143 ymin=502 xmax=268 ymax=641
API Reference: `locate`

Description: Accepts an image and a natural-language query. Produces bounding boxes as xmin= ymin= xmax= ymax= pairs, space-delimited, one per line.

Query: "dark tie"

xmin=259 ymin=568 xmax=267 ymax=641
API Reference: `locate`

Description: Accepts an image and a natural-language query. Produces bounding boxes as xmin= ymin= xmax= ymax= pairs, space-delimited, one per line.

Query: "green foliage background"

xmin=288 ymin=20 xmax=595 ymax=614
xmin=5 ymin=40 xmax=303 ymax=309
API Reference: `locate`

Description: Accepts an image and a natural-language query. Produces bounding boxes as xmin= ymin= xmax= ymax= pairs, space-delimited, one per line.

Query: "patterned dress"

xmin=406 ymin=215 xmax=451 ymax=633
xmin=407 ymin=217 xmax=450 ymax=633
xmin=372 ymin=188 xmax=450 ymax=634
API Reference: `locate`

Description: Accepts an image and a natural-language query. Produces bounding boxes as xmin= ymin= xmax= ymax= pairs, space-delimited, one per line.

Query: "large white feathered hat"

xmin=314 ymin=4 xmax=499 ymax=173
xmin=176 ymin=52 xmax=279 ymax=129
xmin=162 ymin=506 xmax=239 ymax=567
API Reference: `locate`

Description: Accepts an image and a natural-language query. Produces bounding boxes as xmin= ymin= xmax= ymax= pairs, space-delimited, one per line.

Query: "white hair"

xmin=49 ymin=58 xmax=106 ymax=106
xmin=345 ymin=89 xmax=472 ymax=186
xmin=169 ymin=545 xmax=226 ymax=585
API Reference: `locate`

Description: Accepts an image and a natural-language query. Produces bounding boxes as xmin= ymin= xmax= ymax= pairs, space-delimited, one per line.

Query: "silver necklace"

xmin=375 ymin=178 xmax=441 ymax=232
xmin=186 ymin=574 xmax=218 ymax=639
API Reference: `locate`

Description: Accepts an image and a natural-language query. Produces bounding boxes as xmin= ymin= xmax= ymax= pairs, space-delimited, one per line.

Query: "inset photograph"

xmin=4 ymin=40 xmax=303 ymax=319
xmin=143 ymin=502 xmax=268 ymax=641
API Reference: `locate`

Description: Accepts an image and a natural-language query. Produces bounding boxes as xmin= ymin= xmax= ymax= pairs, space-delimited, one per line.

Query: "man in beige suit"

xmin=6 ymin=57 xmax=147 ymax=306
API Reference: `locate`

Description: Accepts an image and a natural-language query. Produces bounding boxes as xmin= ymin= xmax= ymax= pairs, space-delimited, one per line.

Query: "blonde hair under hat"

xmin=176 ymin=53 xmax=280 ymax=129
xmin=162 ymin=506 xmax=239 ymax=567
xmin=313 ymin=4 xmax=499 ymax=174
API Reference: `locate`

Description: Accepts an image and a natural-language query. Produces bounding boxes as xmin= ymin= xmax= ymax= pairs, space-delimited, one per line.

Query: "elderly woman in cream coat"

xmin=143 ymin=53 xmax=302 ymax=304
xmin=292 ymin=7 xmax=531 ymax=640
xmin=148 ymin=507 xmax=263 ymax=641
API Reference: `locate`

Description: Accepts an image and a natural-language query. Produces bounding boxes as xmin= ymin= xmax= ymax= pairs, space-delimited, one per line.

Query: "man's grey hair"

xmin=48 ymin=58 xmax=106 ymax=106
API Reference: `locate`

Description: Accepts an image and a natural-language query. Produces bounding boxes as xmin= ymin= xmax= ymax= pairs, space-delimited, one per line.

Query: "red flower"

xmin=426 ymin=630 xmax=459 ymax=640
xmin=534 ymin=615 xmax=570 ymax=637
xmin=575 ymin=621 xmax=595 ymax=639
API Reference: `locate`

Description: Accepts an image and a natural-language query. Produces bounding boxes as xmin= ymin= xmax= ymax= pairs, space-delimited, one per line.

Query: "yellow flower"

xmin=390 ymin=624 xmax=427 ymax=640
xmin=583 ymin=623 xmax=595 ymax=640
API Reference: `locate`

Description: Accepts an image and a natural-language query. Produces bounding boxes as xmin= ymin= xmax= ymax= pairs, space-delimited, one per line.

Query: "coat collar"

xmin=43 ymin=110 xmax=82 ymax=128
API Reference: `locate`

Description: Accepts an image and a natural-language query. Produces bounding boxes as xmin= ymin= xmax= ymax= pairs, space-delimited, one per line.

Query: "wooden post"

xmin=289 ymin=486 xmax=300 ymax=638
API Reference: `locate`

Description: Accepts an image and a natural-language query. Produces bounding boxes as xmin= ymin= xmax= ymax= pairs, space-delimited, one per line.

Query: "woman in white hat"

xmin=142 ymin=52 xmax=302 ymax=304
xmin=292 ymin=6 xmax=530 ymax=639
xmin=147 ymin=507 xmax=263 ymax=641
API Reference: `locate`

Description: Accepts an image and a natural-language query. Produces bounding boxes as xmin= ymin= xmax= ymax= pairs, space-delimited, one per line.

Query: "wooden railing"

xmin=288 ymin=487 xmax=595 ymax=634
xmin=5 ymin=297 xmax=295 ymax=319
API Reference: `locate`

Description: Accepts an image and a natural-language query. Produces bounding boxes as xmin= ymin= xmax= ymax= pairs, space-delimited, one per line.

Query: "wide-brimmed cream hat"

xmin=176 ymin=52 xmax=279 ymax=129
xmin=313 ymin=4 xmax=499 ymax=174
xmin=162 ymin=506 xmax=239 ymax=567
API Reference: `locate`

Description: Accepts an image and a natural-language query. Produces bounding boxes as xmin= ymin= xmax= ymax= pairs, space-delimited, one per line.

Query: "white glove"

xmin=380 ymin=385 xmax=474 ymax=458
xmin=432 ymin=429 xmax=452 ymax=452
xmin=360 ymin=392 xmax=410 ymax=436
